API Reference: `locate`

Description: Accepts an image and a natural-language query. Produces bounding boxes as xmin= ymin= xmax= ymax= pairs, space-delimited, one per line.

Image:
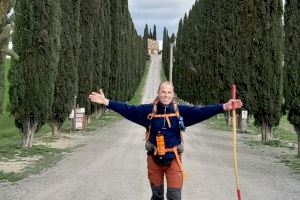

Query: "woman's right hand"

xmin=89 ymin=89 xmax=109 ymax=106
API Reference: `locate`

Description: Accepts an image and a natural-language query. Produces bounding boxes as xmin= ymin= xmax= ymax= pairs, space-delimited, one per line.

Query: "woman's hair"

xmin=157 ymin=81 xmax=174 ymax=93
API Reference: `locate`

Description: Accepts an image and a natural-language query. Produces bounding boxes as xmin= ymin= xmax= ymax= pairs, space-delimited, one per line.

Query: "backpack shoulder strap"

xmin=173 ymin=97 xmax=185 ymax=144
xmin=146 ymin=97 xmax=159 ymax=141
xmin=173 ymin=97 xmax=180 ymax=118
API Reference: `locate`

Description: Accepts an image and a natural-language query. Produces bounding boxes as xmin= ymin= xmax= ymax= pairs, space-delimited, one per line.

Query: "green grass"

xmin=160 ymin=64 xmax=167 ymax=82
xmin=0 ymin=144 xmax=74 ymax=182
xmin=0 ymin=59 xmax=20 ymax=141
xmin=280 ymin=155 xmax=300 ymax=174
xmin=86 ymin=111 xmax=122 ymax=132
xmin=205 ymin=114 xmax=260 ymax=135
xmin=205 ymin=114 xmax=297 ymax=147
xmin=245 ymin=140 xmax=264 ymax=149
xmin=272 ymin=116 xmax=297 ymax=143
xmin=128 ymin=60 xmax=150 ymax=105
xmin=204 ymin=114 xmax=232 ymax=132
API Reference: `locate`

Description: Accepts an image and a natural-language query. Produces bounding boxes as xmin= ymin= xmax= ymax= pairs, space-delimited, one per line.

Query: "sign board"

xmin=69 ymin=110 xmax=74 ymax=119
xmin=241 ymin=110 xmax=248 ymax=119
xmin=75 ymin=108 xmax=86 ymax=130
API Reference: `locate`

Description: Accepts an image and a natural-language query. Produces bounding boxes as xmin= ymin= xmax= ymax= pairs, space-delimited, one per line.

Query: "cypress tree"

xmin=109 ymin=0 xmax=122 ymax=100
xmin=176 ymin=14 xmax=191 ymax=102
xmin=49 ymin=0 xmax=81 ymax=137
xmin=149 ymin=28 xmax=153 ymax=39
xmin=243 ymin=0 xmax=283 ymax=142
xmin=232 ymin=0 xmax=254 ymax=114
xmin=119 ymin=0 xmax=128 ymax=101
xmin=127 ymin=20 xmax=134 ymax=99
xmin=153 ymin=24 xmax=157 ymax=40
xmin=283 ymin=0 xmax=300 ymax=156
xmin=162 ymin=27 xmax=170 ymax=79
xmin=101 ymin=0 xmax=111 ymax=96
xmin=173 ymin=18 xmax=183 ymax=98
xmin=143 ymin=24 xmax=149 ymax=57
xmin=91 ymin=0 xmax=104 ymax=115
xmin=170 ymin=33 xmax=175 ymax=43
xmin=126 ymin=18 xmax=136 ymax=100
xmin=200 ymin=0 xmax=221 ymax=104
xmin=9 ymin=0 xmax=61 ymax=148
xmin=77 ymin=0 xmax=99 ymax=115
xmin=143 ymin=24 xmax=149 ymax=39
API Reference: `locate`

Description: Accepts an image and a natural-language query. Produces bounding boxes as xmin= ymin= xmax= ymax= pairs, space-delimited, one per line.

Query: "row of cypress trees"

xmin=9 ymin=0 xmax=146 ymax=148
xmin=143 ymin=24 xmax=157 ymax=41
xmin=143 ymin=24 xmax=158 ymax=60
xmin=171 ymin=1 xmax=287 ymax=144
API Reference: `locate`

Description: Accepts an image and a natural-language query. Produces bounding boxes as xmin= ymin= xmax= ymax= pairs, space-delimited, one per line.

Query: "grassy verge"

xmin=160 ymin=63 xmax=167 ymax=82
xmin=280 ymin=155 xmax=300 ymax=174
xmin=0 ymin=59 xmax=20 ymax=143
xmin=204 ymin=114 xmax=300 ymax=174
xmin=0 ymin=59 xmax=150 ymax=182
xmin=129 ymin=60 xmax=150 ymax=105
xmin=0 ymin=144 xmax=74 ymax=182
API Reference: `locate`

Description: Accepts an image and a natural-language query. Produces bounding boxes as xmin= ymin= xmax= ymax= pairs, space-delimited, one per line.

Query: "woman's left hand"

xmin=223 ymin=99 xmax=243 ymax=111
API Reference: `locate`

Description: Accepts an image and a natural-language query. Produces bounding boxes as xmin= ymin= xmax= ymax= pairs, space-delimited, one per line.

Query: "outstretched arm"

xmin=180 ymin=99 xmax=242 ymax=127
xmin=89 ymin=89 xmax=150 ymax=127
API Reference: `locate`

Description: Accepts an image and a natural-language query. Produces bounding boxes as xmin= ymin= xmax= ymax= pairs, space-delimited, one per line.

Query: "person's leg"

xmin=150 ymin=185 xmax=164 ymax=200
xmin=166 ymin=188 xmax=181 ymax=200
xmin=165 ymin=159 xmax=183 ymax=200
xmin=147 ymin=155 xmax=165 ymax=200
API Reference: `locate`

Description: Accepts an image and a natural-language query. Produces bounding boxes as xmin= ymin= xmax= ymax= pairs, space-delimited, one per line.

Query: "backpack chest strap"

xmin=147 ymin=113 xmax=179 ymax=128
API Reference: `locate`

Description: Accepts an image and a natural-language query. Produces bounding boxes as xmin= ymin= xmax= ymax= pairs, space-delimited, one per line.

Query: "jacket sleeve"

xmin=179 ymin=104 xmax=224 ymax=127
xmin=107 ymin=100 xmax=150 ymax=128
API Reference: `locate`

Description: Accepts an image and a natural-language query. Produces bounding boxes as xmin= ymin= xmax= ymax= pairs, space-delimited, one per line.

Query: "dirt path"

xmin=0 ymin=54 xmax=300 ymax=200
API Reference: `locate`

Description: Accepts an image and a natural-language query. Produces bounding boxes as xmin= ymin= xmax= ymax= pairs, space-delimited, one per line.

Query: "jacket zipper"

xmin=163 ymin=106 xmax=166 ymax=128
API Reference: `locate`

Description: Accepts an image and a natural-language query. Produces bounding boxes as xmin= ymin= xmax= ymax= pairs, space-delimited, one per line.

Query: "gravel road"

xmin=0 ymin=54 xmax=299 ymax=200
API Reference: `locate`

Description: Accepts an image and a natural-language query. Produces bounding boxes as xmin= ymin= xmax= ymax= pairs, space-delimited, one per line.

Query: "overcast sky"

xmin=128 ymin=0 xmax=286 ymax=42
xmin=128 ymin=0 xmax=196 ymax=41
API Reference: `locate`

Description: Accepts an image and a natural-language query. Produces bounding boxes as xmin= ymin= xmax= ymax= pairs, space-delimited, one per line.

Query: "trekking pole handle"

xmin=231 ymin=85 xmax=236 ymax=110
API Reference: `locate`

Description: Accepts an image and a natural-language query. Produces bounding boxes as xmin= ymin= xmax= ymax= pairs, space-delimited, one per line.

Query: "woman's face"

xmin=158 ymin=83 xmax=174 ymax=106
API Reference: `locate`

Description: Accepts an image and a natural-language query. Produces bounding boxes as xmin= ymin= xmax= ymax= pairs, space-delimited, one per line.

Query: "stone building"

xmin=147 ymin=38 xmax=159 ymax=55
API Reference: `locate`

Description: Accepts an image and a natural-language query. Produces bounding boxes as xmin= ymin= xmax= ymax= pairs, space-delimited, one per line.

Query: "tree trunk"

xmin=294 ymin=126 xmax=300 ymax=158
xmin=95 ymin=106 xmax=104 ymax=119
xmin=237 ymin=114 xmax=241 ymax=130
xmin=261 ymin=122 xmax=272 ymax=143
xmin=224 ymin=112 xmax=231 ymax=125
xmin=50 ymin=121 xmax=61 ymax=137
xmin=22 ymin=118 xmax=38 ymax=148
xmin=297 ymin=133 xmax=300 ymax=158
xmin=0 ymin=0 xmax=9 ymax=21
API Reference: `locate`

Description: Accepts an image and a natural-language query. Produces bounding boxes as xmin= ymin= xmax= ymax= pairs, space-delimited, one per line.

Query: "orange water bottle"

xmin=156 ymin=133 xmax=166 ymax=156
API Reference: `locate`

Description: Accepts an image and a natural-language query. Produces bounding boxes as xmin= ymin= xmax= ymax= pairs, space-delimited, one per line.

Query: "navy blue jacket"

xmin=108 ymin=100 xmax=224 ymax=159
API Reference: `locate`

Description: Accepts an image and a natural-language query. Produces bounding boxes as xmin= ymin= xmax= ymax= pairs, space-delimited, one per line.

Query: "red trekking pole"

xmin=231 ymin=85 xmax=242 ymax=200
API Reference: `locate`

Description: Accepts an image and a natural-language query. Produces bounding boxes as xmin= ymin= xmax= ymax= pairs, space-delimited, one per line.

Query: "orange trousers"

xmin=147 ymin=155 xmax=183 ymax=189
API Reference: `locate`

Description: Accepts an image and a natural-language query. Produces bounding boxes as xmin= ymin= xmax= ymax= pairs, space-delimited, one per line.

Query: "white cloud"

xmin=128 ymin=0 xmax=195 ymax=40
xmin=129 ymin=0 xmax=286 ymax=40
